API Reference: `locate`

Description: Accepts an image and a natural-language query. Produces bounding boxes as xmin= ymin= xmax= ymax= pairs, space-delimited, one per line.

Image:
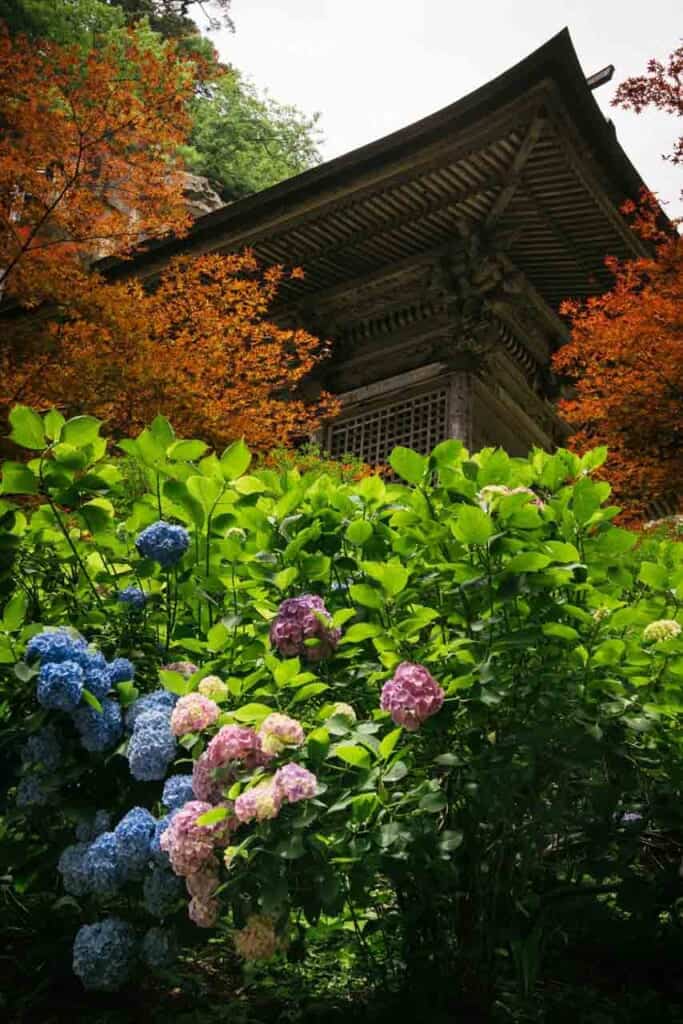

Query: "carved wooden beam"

xmin=484 ymin=114 xmax=546 ymax=231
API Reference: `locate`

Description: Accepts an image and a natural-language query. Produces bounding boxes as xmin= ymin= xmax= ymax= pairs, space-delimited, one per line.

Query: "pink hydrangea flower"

xmin=206 ymin=725 xmax=265 ymax=770
xmin=162 ymin=661 xmax=198 ymax=678
xmin=234 ymin=781 xmax=283 ymax=823
xmin=269 ymin=594 xmax=341 ymax=661
xmin=192 ymin=750 xmax=231 ymax=803
xmin=170 ymin=693 xmax=220 ymax=736
xmin=159 ymin=800 xmax=234 ymax=877
xmin=274 ymin=763 xmax=317 ymax=803
xmin=380 ymin=662 xmax=445 ymax=731
xmin=234 ymin=914 xmax=282 ymax=961
xmin=186 ymin=861 xmax=219 ymax=902
xmin=189 ymin=897 xmax=219 ymax=928
xmin=258 ymin=713 xmax=305 ymax=756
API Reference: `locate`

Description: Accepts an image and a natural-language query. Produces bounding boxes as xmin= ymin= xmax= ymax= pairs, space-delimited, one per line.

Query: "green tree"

xmin=181 ymin=69 xmax=322 ymax=199
xmin=0 ymin=0 xmax=125 ymax=43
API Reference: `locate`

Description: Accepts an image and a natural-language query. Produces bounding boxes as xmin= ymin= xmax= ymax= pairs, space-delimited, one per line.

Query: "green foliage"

xmin=179 ymin=69 xmax=322 ymax=200
xmin=0 ymin=0 xmax=125 ymax=44
xmin=2 ymin=410 xmax=683 ymax=1018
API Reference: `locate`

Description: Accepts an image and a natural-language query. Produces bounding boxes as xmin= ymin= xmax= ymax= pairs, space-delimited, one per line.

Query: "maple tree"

xmin=551 ymin=45 xmax=683 ymax=521
xmin=0 ymin=24 xmax=195 ymax=308
xmin=1 ymin=251 xmax=337 ymax=449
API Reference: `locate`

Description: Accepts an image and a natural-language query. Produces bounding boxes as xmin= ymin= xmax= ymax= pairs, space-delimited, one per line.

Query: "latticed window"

xmin=327 ymin=387 xmax=449 ymax=464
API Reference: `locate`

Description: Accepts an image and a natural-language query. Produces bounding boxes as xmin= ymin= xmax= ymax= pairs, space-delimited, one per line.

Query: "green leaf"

xmin=438 ymin=829 xmax=463 ymax=852
xmin=389 ymin=446 xmax=427 ymax=484
xmin=345 ymin=520 xmax=373 ymax=545
xmin=116 ymin=681 xmax=139 ymax=706
xmin=159 ymin=670 xmax=192 ymax=696
xmin=274 ymin=566 xmax=298 ymax=591
xmin=340 ymin=623 xmax=383 ymax=643
xmin=334 ymin=744 xmax=372 ymax=768
xmin=430 ymin=439 xmax=464 ymax=467
xmin=307 ymin=727 xmax=330 ymax=762
xmin=167 ymin=439 xmax=209 ymax=462
xmin=290 ymin=682 xmax=329 ymax=704
xmin=362 ymin=561 xmax=409 ymax=596
xmin=196 ymin=806 xmax=229 ymax=826
xmin=383 ymin=760 xmax=408 ymax=782
xmin=349 ymin=583 xmax=384 ymax=609
xmin=43 ymin=409 xmax=66 ymax=441
xmin=231 ymin=703 xmax=274 ymax=724
xmin=9 ymin=405 xmax=46 ymax=450
xmin=273 ymin=658 xmax=301 ymax=686
xmin=2 ymin=591 xmax=28 ymax=630
xmin=592 ymin=639 xmax=625 ymax=666
xmin=60 ymin=415 xmax=101 ymax=447
xmin=639 ymin=562 xmax=668 ymax=590
xmin=451 ymin=505 xmax=494 ymax=545
xmin=207 ymin=622 xmax=230 ymax=652
xmin=234 ymin=475 xmax=266 ymax=495
xmin=220 ymin=439 xmax=251 ymax=479
xmin=379 ymin=727 xmax=402 ymax=760
xmin=81 ymin=689 xmax=103 ymax=713
xmin=419 ymin=789 xmax=447 ymax=812
xmin=1 ymin=462 xmax=38 ymax=495
xmin=542 ymin=623 xmax=579 ymax=641
xmin=506 ymin=552 xmax=551 ymax=573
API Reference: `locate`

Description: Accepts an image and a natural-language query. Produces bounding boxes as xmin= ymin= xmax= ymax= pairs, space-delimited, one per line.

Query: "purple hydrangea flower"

xmin=170 ymin=693 xmax=220 ymax=736
xmin=84 ymin=832 xmax=125 ymax=897
xmin=125 ymin=689 xmax=177 ymax=732
xmin=380 ymin=662 xmax=445 ymax=731
xmin=136 ymin=521 xmax=190 ymax=568
xmin=37 ymin=660 xmax=84 ymax=711
xmin=21 ymin=725 xmax=61 ymax=771
xmin=269 ymin=595 xmax=341 ymax=661
xmin=234 ymin=781 xmax=282 ymax=823
xmin=143 ymin=865 xmax=183 ymax=918
xmin=58 ymin=842 xmax=91 ymax=896
xmin=274 ymin=763 xmax=317 ymax=804
xmin=16 ymin=774 xmax=52 ymax=808
xmin=80 ymin=650 xmax=112 ymax=700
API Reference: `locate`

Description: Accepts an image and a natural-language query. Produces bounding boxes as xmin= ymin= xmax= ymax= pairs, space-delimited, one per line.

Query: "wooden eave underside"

xmin=103 ymin=30 xmax=650 ymax=323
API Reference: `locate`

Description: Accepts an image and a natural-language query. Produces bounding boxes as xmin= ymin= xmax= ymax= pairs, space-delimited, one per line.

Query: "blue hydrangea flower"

xmin=73 ymin=699 xmax=123 ymax=753
xmin=26 ymin=628 xmax=87 ymax=665
xmin=143 ymin=865 xmax=183 ymax=918
xmin=114 ymin=807 xmax=156 ymax=879
xmin=72 ymin=917 xmax=136 ymax=992
xmin=37 ymin=660 xmax=84 ymax=711
xmin=80 ymin=650 xmax=112 ymax=700
xmin=127 ymin=710 xmax=177 ymax=781
xmin=135 ymin=521 xmax=190 ymax=568
xmin=141 ymin=926 xmax=177 ymax=971
xmin=125 ymin=690 xmax=177 ymax=732
xmin=108 ymin=658 xmax=135 ymax=684
xmin=16 ymin=774 xmax=51 ymax=808
xmin=58 ymin=842 xmax=91 ymax=896
xmin=149 ymin=814 xmax=174 ymax=868
xmin=118 ymin=586 xmax=146 ymax=609
xmin=162 ymin=774 xmax=194 ymax=813
xmin=21 ymin=726 xmax=61 ymax=771
xmin=76 ymin=810 xmax=111 ymax=843
xmin=84 ymin=831 xmax=125 ymax=897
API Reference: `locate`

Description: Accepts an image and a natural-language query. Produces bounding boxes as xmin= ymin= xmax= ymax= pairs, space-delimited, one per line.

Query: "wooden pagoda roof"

xmin=104 ymin=29 xmax=651 ymax=315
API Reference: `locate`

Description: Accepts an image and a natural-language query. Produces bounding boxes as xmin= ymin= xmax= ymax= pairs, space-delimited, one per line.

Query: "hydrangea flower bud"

xmin=162 ymin=661 xmax=198 ymax=678
xmin=108 ymin=657 xmax=135 ymax=684
xmin=329 ymin=702 xmax=356 ymax=723
xmin=643 ymin=619 xmax=682 ymax=643
xmin=117 ymin=587 xmax=146 ymax=609
xmin=380 ymin=662 xmax=445 ymax=731
xmin=269 ymin=595 xmax=341 ymax=661
xmin=170 ymin=693 xmax=220 ymax=736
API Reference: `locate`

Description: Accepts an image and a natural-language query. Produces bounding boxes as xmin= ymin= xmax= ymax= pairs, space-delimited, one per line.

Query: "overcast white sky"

xmin=213 ymin=0 xmax=681 ymax=216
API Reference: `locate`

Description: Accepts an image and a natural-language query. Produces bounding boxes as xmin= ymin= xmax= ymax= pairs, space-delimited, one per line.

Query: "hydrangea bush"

xmin=2 ymin=407 xmax=683 ymax=1012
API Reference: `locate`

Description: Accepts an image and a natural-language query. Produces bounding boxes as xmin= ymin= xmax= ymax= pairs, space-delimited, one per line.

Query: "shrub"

xmin=1 ymin=407 xmax=683 ymax=1015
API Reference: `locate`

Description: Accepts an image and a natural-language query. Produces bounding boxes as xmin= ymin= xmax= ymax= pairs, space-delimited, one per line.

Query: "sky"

xmin=212 ymin=0 xmax=681 ymax=217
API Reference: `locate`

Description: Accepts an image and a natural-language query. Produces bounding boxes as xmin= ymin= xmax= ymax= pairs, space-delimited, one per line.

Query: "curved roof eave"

xmin=100 ymin=27 xmax=649 ymax=278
